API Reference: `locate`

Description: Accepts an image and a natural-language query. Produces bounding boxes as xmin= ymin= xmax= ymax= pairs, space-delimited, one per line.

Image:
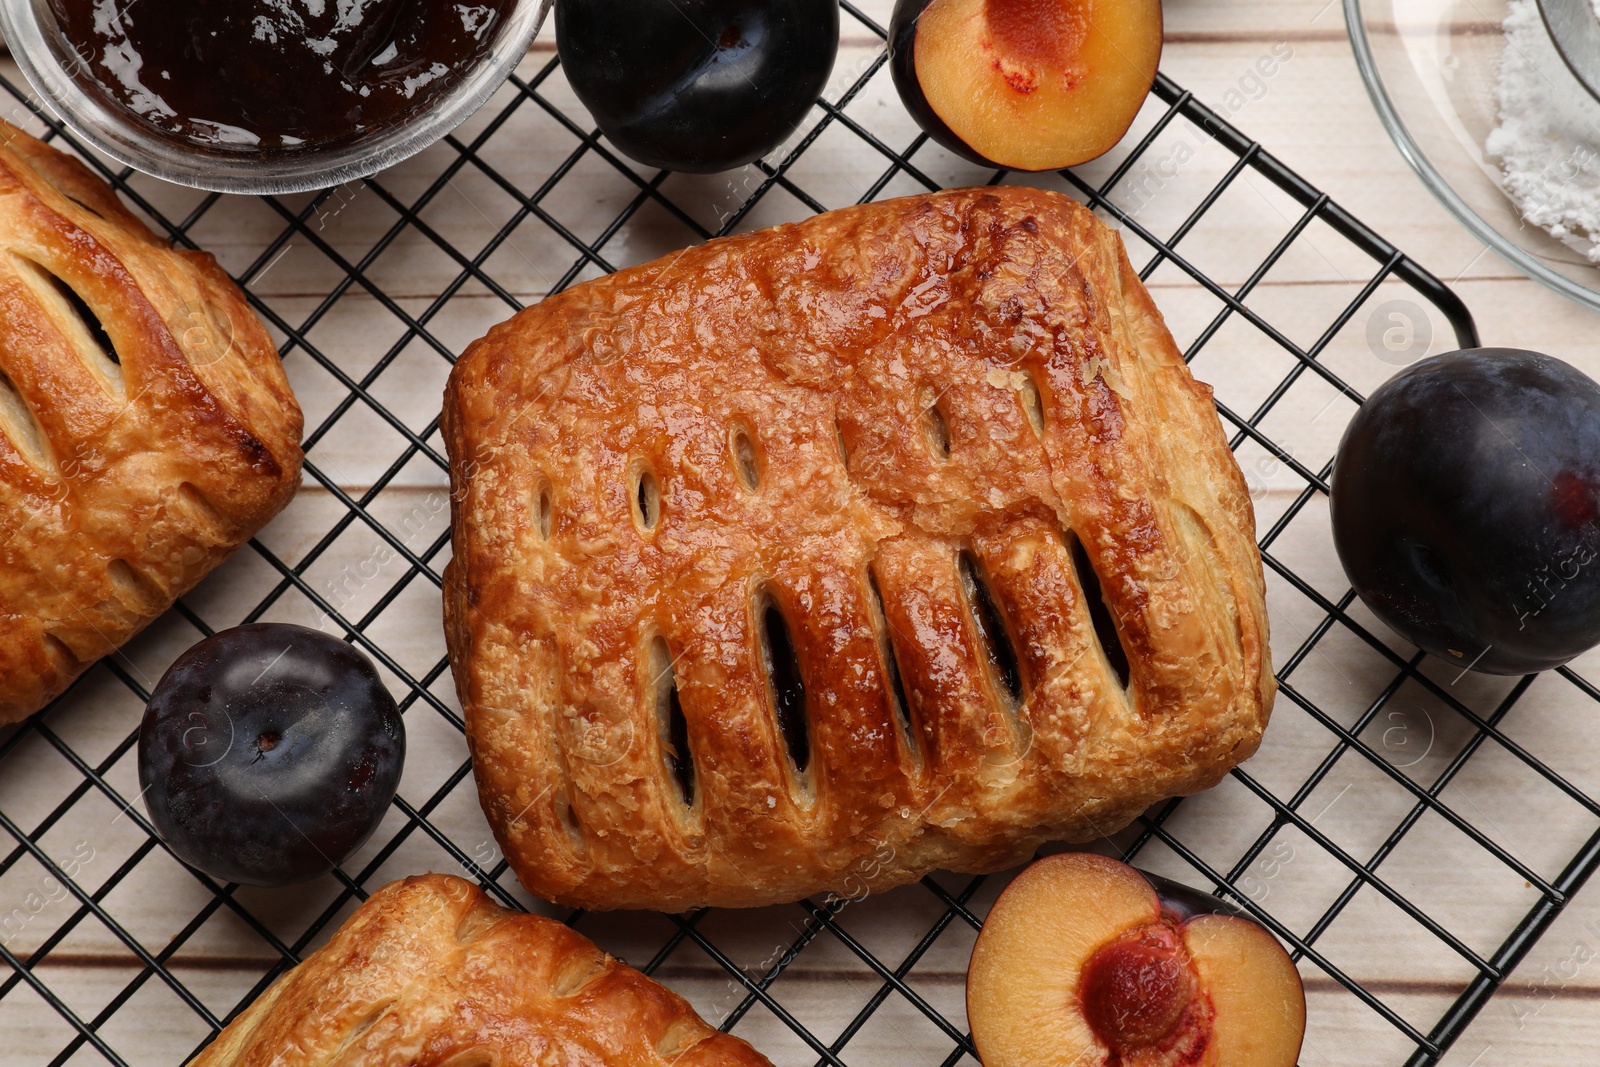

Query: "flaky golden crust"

xmin=0 ymin=121 xmax=303 ymax=725
xmin=191 ymin=874 xmax=771 ymax=1067
xmin=444 ymin=187 xmax=1273 ymax=911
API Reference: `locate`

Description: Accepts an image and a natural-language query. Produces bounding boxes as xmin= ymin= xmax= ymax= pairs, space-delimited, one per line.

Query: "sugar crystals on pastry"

xmin=189 ymin=874 xmax=771 ymax=1066
xmin=0 ymin=120 xmax=303 ymax=725
xmin=444 ymin=186 xmax=1273 ymax=911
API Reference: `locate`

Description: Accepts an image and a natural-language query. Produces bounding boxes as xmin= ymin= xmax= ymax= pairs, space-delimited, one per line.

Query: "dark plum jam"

xmin=48 ymin=0 xmax=516 ymax=152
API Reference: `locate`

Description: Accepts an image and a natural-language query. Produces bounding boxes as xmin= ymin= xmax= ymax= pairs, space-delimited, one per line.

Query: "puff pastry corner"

xmin=191 ymin=873 xmax=772 ymax=1067
xmin=0 ymin=120 xmax=303 ymax=725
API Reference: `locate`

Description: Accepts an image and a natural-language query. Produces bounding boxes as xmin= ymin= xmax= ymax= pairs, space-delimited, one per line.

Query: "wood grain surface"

xmin=3 ymin=1 xmax=1600 ymax=1064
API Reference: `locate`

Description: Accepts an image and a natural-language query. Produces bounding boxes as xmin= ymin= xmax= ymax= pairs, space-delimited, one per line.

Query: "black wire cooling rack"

xmin=7 ymin=4 xmax=1600 ymax=1065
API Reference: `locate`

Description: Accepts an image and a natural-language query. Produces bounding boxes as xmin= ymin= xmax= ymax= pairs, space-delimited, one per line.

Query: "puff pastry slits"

xmin=444 ymin=187 xmax=1273 ymax=910
xmin=0 ymin=121 xmax=302 ymax=725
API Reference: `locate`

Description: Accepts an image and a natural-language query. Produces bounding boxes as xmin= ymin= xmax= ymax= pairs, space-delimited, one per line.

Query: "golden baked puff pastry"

xmin=444 ymin=186 xmax=1273 ymax=911
xmin=192 ymin=873 xmax=771 ymax=1066
xmin=0 ymin=121 xmax=302 ymax=725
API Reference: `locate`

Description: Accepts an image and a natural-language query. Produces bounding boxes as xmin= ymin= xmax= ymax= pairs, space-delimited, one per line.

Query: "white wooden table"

xmin=3 ymin=1 xmax=1599 ymax=1063
xmin=1162 ymin=5 xmax=1600 ymax=1059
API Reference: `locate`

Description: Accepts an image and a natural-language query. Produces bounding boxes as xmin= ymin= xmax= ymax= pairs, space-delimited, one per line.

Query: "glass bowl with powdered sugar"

xmin=1349 ymin=0 xmax=1600 ymax=311
xmin=0 ymin=0 xmax=543 ymax=193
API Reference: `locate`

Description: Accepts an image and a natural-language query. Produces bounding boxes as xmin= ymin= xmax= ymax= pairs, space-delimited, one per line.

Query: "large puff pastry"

xmin=0 ymin=121 xmax=302 ymax=725
xmin=444 ymin=187 xmax=1273 ymax=911
xmin=191 ymin=873 xmax=771 ymax=1066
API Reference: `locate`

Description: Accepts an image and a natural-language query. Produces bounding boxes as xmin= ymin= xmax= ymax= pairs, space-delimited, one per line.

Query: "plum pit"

xmin=1080 ymin=926 xmax=1196 ymax=1054
xmin=968 ymin=853 xmax=1305 ymax=1067
xmin=983 ymin=0 xmax=1086 ymax=76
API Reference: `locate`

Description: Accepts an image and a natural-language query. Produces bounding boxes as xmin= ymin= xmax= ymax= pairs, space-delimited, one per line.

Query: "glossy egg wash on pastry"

xmin=443 ymin=186 xmax=1274 ymax=911
xmin=49 ymin=0 xmax=516 ymax=150
xmin=0 ymin=120 xmax=303 ymax=725
xmin=187 ymin=875 xmax=774 ymax=1066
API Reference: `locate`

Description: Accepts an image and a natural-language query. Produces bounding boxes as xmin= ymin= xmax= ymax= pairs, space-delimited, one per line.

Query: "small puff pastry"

xmin=0 ymin=121 xmax=302 ymax=725
xmin=444 ymin=187 xmax=1273 ymax=911
xmin=191 ymin=873 xmax=771 ymax=1067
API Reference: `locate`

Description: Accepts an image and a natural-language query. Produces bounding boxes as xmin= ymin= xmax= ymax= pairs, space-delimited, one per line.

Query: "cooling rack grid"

xmin=5 ymin=5 xmax=1597 ymax=1066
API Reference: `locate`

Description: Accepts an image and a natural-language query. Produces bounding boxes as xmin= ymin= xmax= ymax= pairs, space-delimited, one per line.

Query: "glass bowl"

xmin=1348 ymin=0 xmax=1600 ymax=311
xmin=0 ymin=0 xmax=544 ymax=194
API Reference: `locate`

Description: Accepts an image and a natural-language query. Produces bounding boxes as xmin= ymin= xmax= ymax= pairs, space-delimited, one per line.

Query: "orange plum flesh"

xmin=911 ymin=0 xmax=1162 ymax=170
xmin=967 ymin=853 xmax=1306 ymax=1067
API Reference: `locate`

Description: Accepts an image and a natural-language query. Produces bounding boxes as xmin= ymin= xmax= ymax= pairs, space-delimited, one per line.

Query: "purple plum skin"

xmin=1331 ymin=348 xmax=1600 ymax=675
xmin=138 ymin=624 xmax=405 ymax=887
xmin=556 ymin=0 xmax=838 ymax=173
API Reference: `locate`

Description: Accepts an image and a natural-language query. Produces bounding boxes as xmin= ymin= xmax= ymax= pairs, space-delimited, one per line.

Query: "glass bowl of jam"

xmin=0 ymin=0 xmax=544 ymax=192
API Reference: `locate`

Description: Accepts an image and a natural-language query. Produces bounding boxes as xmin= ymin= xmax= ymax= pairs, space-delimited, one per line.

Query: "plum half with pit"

xmin=967 ymin=853 xmax=1305 ymax=1067
xmin=138 ymin=624 xmax=405 ymax=887
xmin=1331 ymin=348 xmax=1600 ymax=675
xmin=889 ymin=0 xmax=1162 ymax=171
xmin=555 ymin=0 xmax=838 ymax=173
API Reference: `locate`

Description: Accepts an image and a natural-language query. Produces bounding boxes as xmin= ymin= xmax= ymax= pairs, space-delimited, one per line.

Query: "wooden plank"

xmin=8 ymin=2 xmax=1600 ymax=1062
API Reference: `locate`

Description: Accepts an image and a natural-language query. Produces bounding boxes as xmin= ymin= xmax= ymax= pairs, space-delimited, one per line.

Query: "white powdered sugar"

xmin=1486 ymin=0 xmax=1600 ymax=261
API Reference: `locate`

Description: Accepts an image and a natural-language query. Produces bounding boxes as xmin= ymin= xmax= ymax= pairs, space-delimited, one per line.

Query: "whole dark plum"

xmin=1331 ymin=348 xmax=1600 ymax=675
xmin=138 ymin=624 xmax=405 ymax=886
xmin=555 ymin=0 xmax=838 ymax=173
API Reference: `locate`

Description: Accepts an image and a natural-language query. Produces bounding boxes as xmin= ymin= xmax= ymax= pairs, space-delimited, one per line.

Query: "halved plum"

xmin=967 ymin=853 xmax=1305 ymax=1067
xmin=889 ymin=0 xmax=1162 ymax=171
